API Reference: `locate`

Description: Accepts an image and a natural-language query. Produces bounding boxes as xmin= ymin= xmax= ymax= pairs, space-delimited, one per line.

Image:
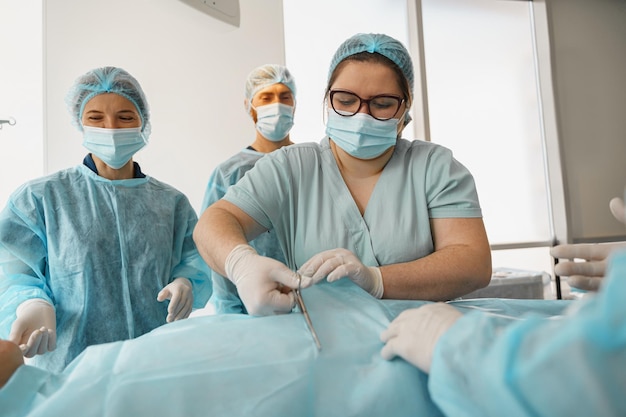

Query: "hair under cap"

xmin=244 ymin=64 xmax=296 ymax=112
xmin=327 ymin=33 xmax=414 ymax=98
xmin=65 ymin=66 xmax=151 ymax=137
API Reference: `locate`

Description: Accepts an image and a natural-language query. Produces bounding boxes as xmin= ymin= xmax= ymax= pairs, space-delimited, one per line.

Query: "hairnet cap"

xmin=328 ymin=33 xmax=414 ymax=97
xmin=66 ymin=66 xmax=151 ymax=137
xmin=244 ymin=64 xmax=296 ymax=109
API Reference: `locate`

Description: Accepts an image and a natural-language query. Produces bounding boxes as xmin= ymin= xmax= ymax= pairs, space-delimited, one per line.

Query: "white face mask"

xmin=253 ymin=103 xmax=295 ymax=142
xmin=325 ymin=111 xmax=399 ymax=159
xmin=82 ymin=126 xmax=147 ymax=169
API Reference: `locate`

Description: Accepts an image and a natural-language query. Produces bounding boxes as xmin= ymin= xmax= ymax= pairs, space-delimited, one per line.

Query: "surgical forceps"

xmin=294 ymin=273 xmax=322 ymax=351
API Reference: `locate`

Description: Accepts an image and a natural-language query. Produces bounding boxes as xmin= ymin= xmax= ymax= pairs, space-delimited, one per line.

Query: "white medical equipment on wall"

xmin=178 ymin=0 xmax=240 ymax=27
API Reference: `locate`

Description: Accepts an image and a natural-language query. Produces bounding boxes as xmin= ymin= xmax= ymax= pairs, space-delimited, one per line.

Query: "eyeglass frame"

xmin=328 ymin=89 xmax=405 ymax=121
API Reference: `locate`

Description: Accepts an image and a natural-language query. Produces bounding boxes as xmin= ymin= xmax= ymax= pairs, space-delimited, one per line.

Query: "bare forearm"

xmin=380 ymin=244 xmax=492 ymax=301
xmin=193 ymin=202 xmax=250 ymax=276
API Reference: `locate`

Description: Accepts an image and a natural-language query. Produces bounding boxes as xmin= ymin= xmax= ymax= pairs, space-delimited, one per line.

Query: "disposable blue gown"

xmin=429 ymin=250 xmax=626 ymax=417
xmin=0 ymin=164 xmax=211 ymax=372
xmin=224 ymin=137 xmax=482 ymax=271
xmin=0 ymin=279 xmax=570 ymax=417
xmin=201 ymin=148 xmax=285 ymax=314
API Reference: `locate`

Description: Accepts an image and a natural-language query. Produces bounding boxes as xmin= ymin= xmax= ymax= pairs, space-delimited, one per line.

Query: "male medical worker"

xmin=200 ymin=64 xmax=297 ymax=314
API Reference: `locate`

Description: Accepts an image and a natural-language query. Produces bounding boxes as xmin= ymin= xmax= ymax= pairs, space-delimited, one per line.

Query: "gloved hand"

xmin=8 ymin=299 xmax=57 ymax=358
xmin=550 ymin=196 xmax=626 ymax=292
xmin=157 ymin=277 xmax=194 ymax=322
xmin=380 ymin=303 xmax=462 ymax=373
xmin=610 ymin=196 xmax=625 ymax=224
xmin=298 ymin=248 xmax=384 ymax=298
xmin=551 ymin=242 xmax=626 ymax=291
xmin=225 ymin=244 xmax=310 ymax=316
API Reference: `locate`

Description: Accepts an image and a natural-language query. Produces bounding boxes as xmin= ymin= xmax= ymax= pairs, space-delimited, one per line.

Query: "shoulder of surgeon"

xmin=258 ymin=140 xmax=326 ymax=161
xmin=8 ymin=165 xmax=191 ymax=209
xmin=212 ymin=148 xmax=265 ymax=180
xmin=7 ymin=166 xmax=84 ymax=200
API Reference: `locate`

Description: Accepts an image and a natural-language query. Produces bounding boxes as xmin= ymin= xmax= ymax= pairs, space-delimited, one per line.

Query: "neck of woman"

xmin=329 ymin=139 xmax=393 ymax=179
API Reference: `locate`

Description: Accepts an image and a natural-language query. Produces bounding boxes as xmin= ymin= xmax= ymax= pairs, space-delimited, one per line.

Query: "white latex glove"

xmin=380 ymin=303 xmax=462 ymax=373
xmin=157 ymin=277 xmax=194 ymax=322
xmin=298 ymin=248 xmax=384 ymax=298
xmin=550 ymin=196 xmax=626 ymax=292
xmin=551 ymin=242 xmax=626 ymax=291
xmin=8 ymin=299 xmax=57 ymax=358
xmin=610 ymin=196 xmax=625 ymax=224
xmin=225 ymin=244 xmax=310 ymax=316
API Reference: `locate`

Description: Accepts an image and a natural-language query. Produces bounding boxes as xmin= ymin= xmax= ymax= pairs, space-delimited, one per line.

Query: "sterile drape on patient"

xmin=0 ymin=279 xmax=569 ymax=417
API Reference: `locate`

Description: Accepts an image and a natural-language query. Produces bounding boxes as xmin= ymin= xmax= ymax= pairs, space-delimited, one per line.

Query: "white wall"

xmin=283 ymin=0 xmax=413 ymax=144
xmin=45 ymin=0 xmax=285 ymax=213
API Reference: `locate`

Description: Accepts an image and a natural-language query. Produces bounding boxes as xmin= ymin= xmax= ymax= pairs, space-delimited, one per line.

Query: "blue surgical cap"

xmin=66 ymin=66 xmax=151 ymax=136
xmin=327 ymin=33 xmax=414 ymax=99
xmin=244 ymin=64 xmax=296 ymax=111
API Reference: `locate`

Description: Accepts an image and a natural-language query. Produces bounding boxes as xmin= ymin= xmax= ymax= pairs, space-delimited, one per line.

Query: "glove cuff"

xmin=367 ymin=266 xmax=384 ymax=299
xmin=225 ymin=244 xmax=257 ymax=285
xmin=16 ymin=299 xmax=54 ymax=315
xmin=171 ymin=277 xmax=192 ymax=289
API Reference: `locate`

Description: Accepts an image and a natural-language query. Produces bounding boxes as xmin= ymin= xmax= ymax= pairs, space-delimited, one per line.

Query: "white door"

xmin=0 ymin=0 xmax=44 ymax=206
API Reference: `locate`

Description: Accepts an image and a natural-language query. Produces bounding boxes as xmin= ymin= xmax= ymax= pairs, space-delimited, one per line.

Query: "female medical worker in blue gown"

xmin=0 ymin=66 xmax=211 ymax=372
xmin=380 ymin=196 xmax=626 ymax=416
xmin=193 ymin=33 xmax=493 ymax=316
xmin=200 ymin=64 xmax=297 ymax=314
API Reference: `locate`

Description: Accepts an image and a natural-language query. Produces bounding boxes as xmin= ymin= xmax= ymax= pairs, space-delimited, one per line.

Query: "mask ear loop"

xmin=322 ymin=96 xmax=330 ymax=126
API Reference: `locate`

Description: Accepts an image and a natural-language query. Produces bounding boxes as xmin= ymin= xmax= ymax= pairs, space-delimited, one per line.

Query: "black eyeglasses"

xmin=329 ymin=90 xmax=405 ymax=121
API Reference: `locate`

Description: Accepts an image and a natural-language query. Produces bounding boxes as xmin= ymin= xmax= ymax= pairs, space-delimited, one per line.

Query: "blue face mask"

xmin=254 ymin=103 xmax=295 ymax=142
xmin=325 ymin=111 xmax=399 ymax=159
xmin=82 ymin=126 xmax=147 ymax=169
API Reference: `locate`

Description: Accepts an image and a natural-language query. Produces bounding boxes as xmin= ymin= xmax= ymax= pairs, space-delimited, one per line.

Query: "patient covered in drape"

xmin=1 ymin=280 xmax=569 ymax=417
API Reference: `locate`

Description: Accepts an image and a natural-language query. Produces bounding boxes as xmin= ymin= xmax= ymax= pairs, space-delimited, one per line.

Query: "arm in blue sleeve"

xmin=429 ymin=251 xmax=626 ymax=417
xmin=0 ymin=201 xmax=53 ymax=338
xmin=170 ymin=203 xmax=212 ymax=309
xmin=200 ymin=168 xmax=228 ymax=214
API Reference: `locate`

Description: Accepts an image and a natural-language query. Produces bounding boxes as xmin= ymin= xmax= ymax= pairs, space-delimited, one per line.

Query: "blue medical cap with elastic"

xmin=66 ymin=66 xmax=151 ymax=136
xmin=327 ymin=33 xmax=414 ymax=98
xmin=244 ymin=64 xmax=296 ymax=111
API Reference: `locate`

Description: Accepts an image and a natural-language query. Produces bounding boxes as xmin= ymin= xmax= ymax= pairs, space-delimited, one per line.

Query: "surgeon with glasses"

xmin=194 ymin=33 xmax=492 ymax=316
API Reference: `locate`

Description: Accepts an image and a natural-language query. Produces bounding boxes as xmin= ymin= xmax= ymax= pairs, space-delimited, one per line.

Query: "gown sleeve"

xmin=429 ymin=251 xmax=626 ymax=417
xmin=169 ymin=199 xmax=212 ymax=309
xmin=200 ymin=165 xmax=228 ymax=214
xmin=0 ymin=192 xmax=54 ymax=338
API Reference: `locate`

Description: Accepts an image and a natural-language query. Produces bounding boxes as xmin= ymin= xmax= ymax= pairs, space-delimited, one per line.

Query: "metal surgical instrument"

xmin=294 ymin=273 xmax=322 ymax=351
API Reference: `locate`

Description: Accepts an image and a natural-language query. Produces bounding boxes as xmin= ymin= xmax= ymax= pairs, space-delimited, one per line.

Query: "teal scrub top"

xmin=201 ymin=148 xmax=286 ymax=314
xmin=0 ymin=165 xmax=211 ymax=372
xmin=429 ymin=250 xmax=626 ymax=417
xmin=224 ymin=137 xmax=483 ymax=271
